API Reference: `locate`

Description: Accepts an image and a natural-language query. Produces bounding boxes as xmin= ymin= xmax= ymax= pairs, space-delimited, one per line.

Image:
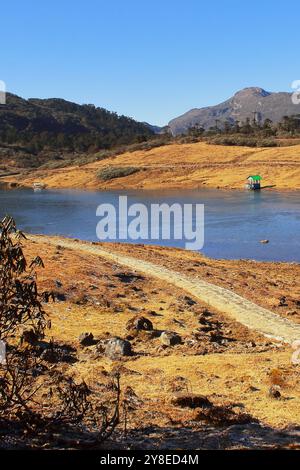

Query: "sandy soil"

xmin=3 ymin=142 xmax=300 ymax=190
xmin=21 ymin=235 xmax=300 ymax=437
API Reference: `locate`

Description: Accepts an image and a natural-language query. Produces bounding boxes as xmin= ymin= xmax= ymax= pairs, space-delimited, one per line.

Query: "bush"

xmin=97 ymin=166 xmax=141 ymax=181
xmin=206 ymin=135 xmax=278 ymax=147
xmin=0 ymin=216 xmax=49 ymax=341
xmin=259 ymin=139 xmax=277 ymax=147
xmin=0 ymin=216 xmax=123 ymax=447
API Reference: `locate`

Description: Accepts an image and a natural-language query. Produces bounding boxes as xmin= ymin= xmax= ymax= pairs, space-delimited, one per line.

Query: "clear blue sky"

xmin=1 ymin=0 xmax=299 ymax=126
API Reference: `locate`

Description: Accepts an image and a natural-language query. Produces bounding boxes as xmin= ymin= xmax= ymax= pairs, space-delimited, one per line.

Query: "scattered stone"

xmin=171 ymin=393 xmax=212 ymax=409
xmin=269 ymin=385 xmax=281 ymax=399
xmin=55 ymin=279 xmax=63 ymax=288
xmin=105 ymin=337 xmax=133 ymax=359
xmin=79 ymin=332 xmax=95 ymax=347
xmin=278 ymin=296 xmax=287 ymax=307
xmin=126 ymin=315 xmax=153 ymax=332
xmin=182 ymin=295 xmax=197 ymax=306
xmin=148 ymin=310 xmax=162 ymax=316
xmin=160 ymin=331 xmax=182 ymax=346
xmin=54 ymin=291 xmax=67 ymax=302
xmin=114 ymin=272 xmax=145 ymax=283
xmin=127 ymin=306 xmax=140 ymax=312
xmin=40 ymin=344 xmax=76 ymax=364
xmin=248 ymin=385 xmax=260 ymax=392
xmin=113 ymin=306 xmax=124 ymax=313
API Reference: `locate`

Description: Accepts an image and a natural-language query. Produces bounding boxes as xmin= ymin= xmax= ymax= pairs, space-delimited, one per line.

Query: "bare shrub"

xmin=0 ymin=217 xmax=123 ymax=447
xmin=0 ymin=216 xmax=49 ymax=341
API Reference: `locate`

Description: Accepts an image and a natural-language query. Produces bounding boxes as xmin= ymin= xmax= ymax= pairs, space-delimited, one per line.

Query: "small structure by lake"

xmin=245 ymin=175 xmax=262 ymax=190
xmin=33 ymin=182 xmax=46 ymax=192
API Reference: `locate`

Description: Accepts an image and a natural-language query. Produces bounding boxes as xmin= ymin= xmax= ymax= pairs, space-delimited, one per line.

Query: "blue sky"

xmin=1 ymin=0 xmax=299 ymax=125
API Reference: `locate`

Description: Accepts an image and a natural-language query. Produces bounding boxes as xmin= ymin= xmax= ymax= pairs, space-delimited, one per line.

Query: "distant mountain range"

xmin=168 ymin=87 xmax=300 ymax=135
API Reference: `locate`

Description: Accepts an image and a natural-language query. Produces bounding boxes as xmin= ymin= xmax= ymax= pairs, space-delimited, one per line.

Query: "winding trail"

xmin=32 ymin=236 xmax=300 ymax=344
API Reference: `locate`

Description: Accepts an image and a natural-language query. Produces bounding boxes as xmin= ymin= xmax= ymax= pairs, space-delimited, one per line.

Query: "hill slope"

xmin=4 ymin=141 xmax=300 ymax=190
xmin=169 ymin=87 xmax=300 ymax=135
xmin=0 ymin=93 xmax=154 ymax=153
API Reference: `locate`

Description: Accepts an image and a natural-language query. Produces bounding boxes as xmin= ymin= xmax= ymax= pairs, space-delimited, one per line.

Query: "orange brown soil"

xmin=22 ymin=236 xmax=300 ymax=432
xmin=4 ymin=141 xmax=300 ymax=190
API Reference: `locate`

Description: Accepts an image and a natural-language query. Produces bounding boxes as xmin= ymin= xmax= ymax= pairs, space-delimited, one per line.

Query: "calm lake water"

xmin=0 ymin=188 xmax=299 ymax=262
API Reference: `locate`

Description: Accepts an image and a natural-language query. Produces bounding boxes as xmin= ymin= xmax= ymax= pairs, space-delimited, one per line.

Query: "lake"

xmin=0 ymin=188 xmax=299 ymax=262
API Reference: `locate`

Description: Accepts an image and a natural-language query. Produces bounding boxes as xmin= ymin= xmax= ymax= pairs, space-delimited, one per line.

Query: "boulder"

xmin=160 ymin=331 xmax=182 ymax=346
xmin=79 ymin=332 xmax=94 ymax=347
xmin=126 ymin=315 xmax=153 ymax=332
xmin=105 ymin=337 xmax=132 ymax=359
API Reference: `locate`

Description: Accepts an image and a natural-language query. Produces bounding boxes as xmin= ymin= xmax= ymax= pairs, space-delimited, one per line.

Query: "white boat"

xmin=33 ymin=182 xmax=46 ymax=192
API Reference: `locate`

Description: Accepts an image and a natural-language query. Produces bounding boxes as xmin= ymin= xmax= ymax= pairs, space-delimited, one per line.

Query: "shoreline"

xmin=2 ymin=180 xmax=299 ymax=192
xmin=28 ymin=233 xmax=300 ymax=265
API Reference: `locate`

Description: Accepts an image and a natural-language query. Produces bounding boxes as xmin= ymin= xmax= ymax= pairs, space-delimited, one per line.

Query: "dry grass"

xmin=4 ymin=141 xmax=300 ymax=190
xmin=20 ymin=236 xmax=300 ymax=431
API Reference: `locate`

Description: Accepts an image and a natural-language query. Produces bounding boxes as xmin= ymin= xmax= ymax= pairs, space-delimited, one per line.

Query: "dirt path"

xmin=32 ymin=235 xmax=300 ymax=344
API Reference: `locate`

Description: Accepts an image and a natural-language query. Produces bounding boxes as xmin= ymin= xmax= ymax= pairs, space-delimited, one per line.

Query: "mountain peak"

xmin=168 ymin=86 xmax=299 ymax=135
xmin=233 ymin=87 xmax=271 ymax=98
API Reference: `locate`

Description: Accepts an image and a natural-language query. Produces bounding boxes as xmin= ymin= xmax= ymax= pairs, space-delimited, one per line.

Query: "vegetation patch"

xmin=97 ymin=166 xmax=141 ymax=181
xmin=206 ymin=136 xmax=278 ymax=147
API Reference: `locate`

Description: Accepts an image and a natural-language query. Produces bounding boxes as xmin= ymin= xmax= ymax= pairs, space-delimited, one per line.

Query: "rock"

xmin=171 ymin=393 xmax=212 ymax=409
xmin=260 ymin=239 xmax=269 ymax=244
xmin=160 ymin=331 xmax=182 ymax=346
xmin=269 ymin=385 xmax=281 ymax=399
xmin=126 ymin=315 xmax=153 ymax=332
xmin=40 ymin=344 xmax=76 ymax=364
xmin=79 ymin=332 xmax=94 ymax=347
xmin=54 ymin=291 xmax=67 ymax=302
xmin=278 ymin=296 xmax=287 ymax=307
xmin=148 ymin=310 xmax=161 ymax=316
xmin=105 ymin=337 xmax=132 ymax=359
xmin=182 ymin=295 xmax=197 ymax=306
xmin=114 ymin=272 xmax=145 ymax=283
xmin=248 ymin=385 xmax=260 ymax=392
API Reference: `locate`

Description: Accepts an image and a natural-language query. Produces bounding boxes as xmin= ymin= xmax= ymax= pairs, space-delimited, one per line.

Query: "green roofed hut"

xmin=246 ymin=175 xmax=262 ymax=190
